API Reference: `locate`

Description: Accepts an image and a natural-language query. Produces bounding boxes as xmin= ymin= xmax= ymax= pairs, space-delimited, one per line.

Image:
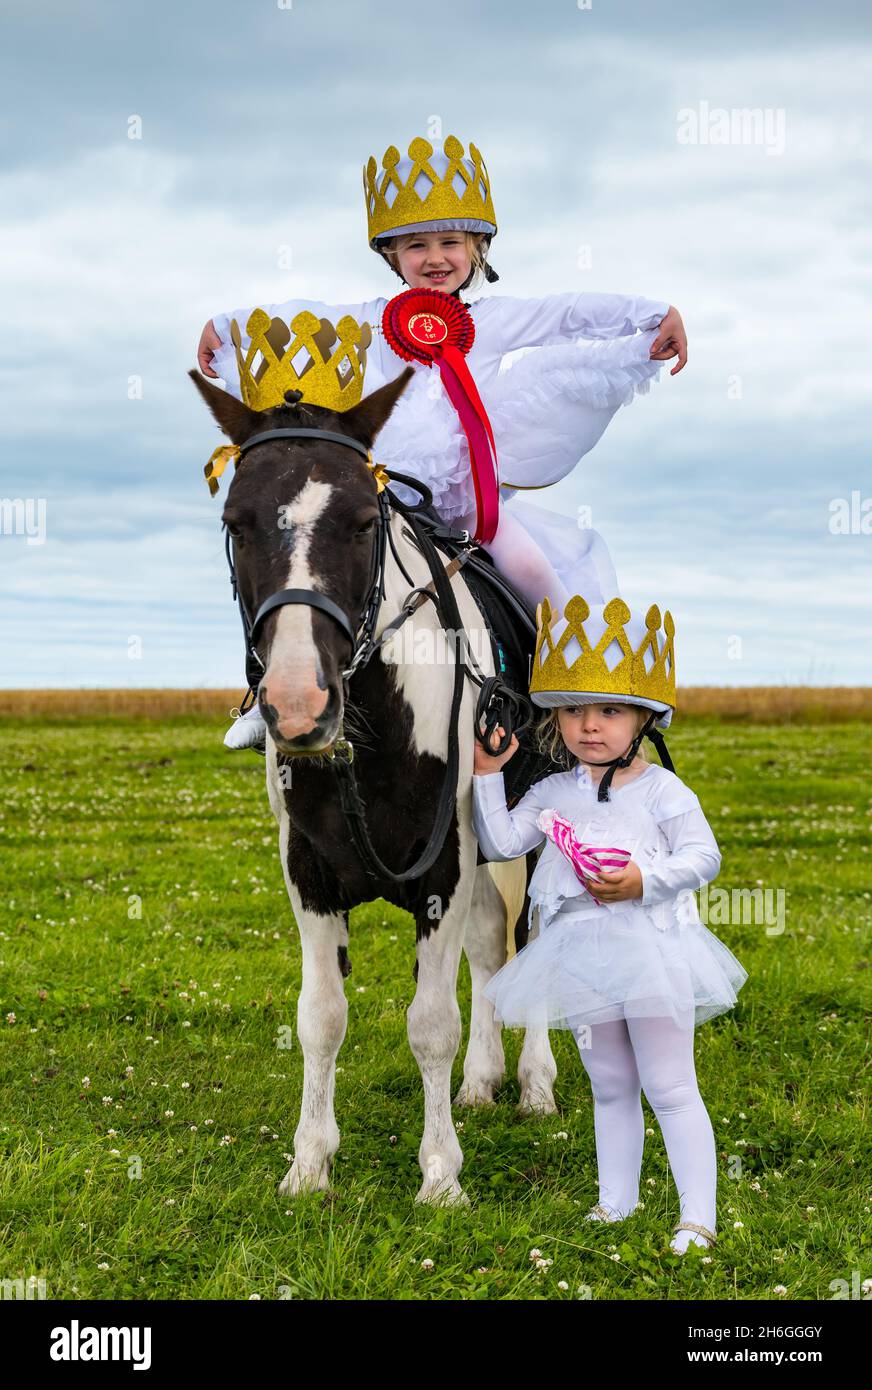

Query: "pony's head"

xmin=189 ymin=366 xmax=414 ymax=754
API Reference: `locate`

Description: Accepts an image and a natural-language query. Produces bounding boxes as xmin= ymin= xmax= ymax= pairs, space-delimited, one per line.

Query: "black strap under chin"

xmin=590 ymin=711 xmax=675 ymax=802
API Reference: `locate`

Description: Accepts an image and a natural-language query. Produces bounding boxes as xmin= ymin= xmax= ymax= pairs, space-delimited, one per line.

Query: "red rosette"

xmin=382 ymin=288 xmax=475 ymax=364
xmin=382 ymin=288 xmax=499 ymax=543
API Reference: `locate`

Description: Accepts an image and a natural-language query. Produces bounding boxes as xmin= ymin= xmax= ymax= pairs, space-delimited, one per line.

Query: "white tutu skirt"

xmin=483 ymin=907 xmax=748 ymax=1032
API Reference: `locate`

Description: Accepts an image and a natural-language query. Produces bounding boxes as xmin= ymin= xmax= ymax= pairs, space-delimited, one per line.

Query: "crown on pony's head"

xmin=363 ymin=135 xmax=497 ymax=247
xmin=530 ymin=596 xmax=677 ymax=712
xmin=230 ymin=308 xmax=372 ymax=413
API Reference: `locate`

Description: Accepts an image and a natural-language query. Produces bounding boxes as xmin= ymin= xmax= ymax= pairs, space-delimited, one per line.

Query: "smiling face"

xmin=392 ymin=230 xmax=474 ymax=294
xmin=556 ymin=702 xmax=649 ymax=770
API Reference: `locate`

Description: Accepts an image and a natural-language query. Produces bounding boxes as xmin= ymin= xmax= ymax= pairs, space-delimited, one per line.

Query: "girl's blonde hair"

xmin=380 ymin=230 xmax=490 ymax=292
xmin=535 ymin=703 xmax=653 ymax=771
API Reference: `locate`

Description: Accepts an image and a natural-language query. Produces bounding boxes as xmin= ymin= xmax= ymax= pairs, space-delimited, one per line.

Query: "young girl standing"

xmin=472 ymin=594 xmax=747 ymax=1253
xmin=197 ymin=134 xmax=687 ymax=746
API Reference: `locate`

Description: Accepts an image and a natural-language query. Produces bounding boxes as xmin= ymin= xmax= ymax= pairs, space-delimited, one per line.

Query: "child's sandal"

xmin=672 ymin=1220 xmax=717 ymax=1248
xmin=586 ymin=1203 xmax=636 ymax=1223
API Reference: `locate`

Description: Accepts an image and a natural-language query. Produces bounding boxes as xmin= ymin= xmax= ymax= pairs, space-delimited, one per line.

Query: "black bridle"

xmin=223 ymin=424 xmax=534 ymax=883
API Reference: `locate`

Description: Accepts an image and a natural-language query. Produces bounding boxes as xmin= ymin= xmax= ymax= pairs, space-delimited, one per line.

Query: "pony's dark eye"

xmin=355 ymin=518 xmax=376 ymax=539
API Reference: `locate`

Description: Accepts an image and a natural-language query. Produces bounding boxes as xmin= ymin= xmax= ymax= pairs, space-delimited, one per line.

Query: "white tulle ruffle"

xmin=483 ymin=905 xmax=749 ymax=1032
xmin=486 ymin=330 xmax=661 ymax=491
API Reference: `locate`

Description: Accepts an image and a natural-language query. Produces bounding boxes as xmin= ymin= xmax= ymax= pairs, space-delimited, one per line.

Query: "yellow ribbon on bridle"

xmin=204 ymin=443 xmax=390 ymax=496
xmin=204 ymin=444 xmax=241 ymax=496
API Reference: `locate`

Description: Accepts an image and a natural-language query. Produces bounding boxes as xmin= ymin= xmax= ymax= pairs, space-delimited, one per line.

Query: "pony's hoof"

xmin=517 ymin=1089 xmax=558 ymax=1116
xmin=415 ymin=1178 xmax=469 ymax=1207
xmin=278 ymin=1160 xmax=330 ymax=1197
xmin=454 ymin=1079 xmax=500 ymax=1108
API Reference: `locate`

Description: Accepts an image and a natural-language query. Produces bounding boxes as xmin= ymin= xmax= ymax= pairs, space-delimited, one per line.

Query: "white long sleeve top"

xmin=209 ymin=289 xmax=669 ymax=520
xmin=473 ymin=761 xmax=722 ymax=933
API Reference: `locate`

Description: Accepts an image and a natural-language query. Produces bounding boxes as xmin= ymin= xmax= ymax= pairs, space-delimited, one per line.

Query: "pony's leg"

xmin=409 ymin=873 xmax=476 ymax=1205
xmin=517 ymin=906 xmax=558 ymax=1114
xmin=278 ymin=897 xmax=349 ymax=1196
xmin=455 ymin=862 xmax=513 ymax=1107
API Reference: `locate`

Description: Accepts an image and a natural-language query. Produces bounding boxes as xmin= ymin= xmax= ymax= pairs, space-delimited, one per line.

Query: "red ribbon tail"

xmin=435 ymin=345 xmax=500 ymax=544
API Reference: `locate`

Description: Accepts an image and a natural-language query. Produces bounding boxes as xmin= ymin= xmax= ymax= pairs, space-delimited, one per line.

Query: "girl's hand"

xmin=473 ymin=722 xmax=519 ymax=775
xmin=649 ymin=306 xmax=687 ymax=375
xmin=586 ymin=860 xmax=643 ymax=903
xmin=198 ymin=319 xmax=222 ymax=378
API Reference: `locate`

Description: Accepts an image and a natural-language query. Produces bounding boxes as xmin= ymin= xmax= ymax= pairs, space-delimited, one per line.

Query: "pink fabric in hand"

xmin=537 ymin=808 xmax=631 ymax=907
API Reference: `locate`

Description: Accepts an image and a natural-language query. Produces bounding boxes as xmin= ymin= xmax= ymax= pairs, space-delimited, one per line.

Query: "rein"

xmin=224 ymin=424 xmax=532 ymax=883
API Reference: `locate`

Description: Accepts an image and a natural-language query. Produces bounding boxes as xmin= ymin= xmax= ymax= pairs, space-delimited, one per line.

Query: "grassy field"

xmin=0 ymin=706 xmax=869 ymax=1301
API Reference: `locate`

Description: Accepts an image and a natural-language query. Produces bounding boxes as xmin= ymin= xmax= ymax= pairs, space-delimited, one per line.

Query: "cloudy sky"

xmin=2 ymin=0 xmax=870 ymax=690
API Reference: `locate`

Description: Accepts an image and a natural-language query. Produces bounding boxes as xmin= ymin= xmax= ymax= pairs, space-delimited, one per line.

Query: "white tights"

xmin=460 ymin=504 xmax=571 ymax=618
xmin=573 ymin=1016 xmax=717 ymax=1246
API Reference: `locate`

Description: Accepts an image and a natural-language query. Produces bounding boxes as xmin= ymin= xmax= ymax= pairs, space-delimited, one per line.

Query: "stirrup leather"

xmin=673 ymin=1220 xmax=717 ymax=1246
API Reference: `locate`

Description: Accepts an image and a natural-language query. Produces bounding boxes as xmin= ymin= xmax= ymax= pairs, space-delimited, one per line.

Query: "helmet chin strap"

xmin=579 ymin=711 xmax=676 ymax=803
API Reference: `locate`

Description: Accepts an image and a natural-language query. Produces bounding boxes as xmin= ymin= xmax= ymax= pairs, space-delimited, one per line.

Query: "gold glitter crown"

xmin=363 ymin=135 xmax=497 ymax=245
xmin=230 ymin=307 xmax=372 ymax=412
xmin=531 ymin=596 xmax=676 ymax=707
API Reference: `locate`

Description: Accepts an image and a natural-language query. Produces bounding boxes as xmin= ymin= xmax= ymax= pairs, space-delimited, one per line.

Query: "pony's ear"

xmin=188 ymin=369 xmax=261 ymax=444
xmin=342 ymin=366 xmax=414 ymax=448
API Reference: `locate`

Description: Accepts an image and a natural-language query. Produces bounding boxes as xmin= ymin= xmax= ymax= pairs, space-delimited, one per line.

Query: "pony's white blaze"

xmin=261 ymin=480 xmax=334 ymax=740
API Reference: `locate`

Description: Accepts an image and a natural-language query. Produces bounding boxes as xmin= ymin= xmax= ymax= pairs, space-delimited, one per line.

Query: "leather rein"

xmin=224 ymin=424 xmax=535 ymax=884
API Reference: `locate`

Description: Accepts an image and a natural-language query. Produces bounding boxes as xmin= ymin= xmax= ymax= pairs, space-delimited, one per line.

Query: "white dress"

xmin=210 ymin=290 xmax=668 ymax=603
xmin=473 ymin=762 xmax=748 ymax=1031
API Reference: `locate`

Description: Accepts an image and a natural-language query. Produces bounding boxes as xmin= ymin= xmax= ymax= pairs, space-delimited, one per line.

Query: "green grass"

xmin=0 ymin=716 xmax=869 ymax=1300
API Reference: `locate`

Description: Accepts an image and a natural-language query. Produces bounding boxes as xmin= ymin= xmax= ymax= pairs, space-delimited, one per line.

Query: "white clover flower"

xmin=97 ymin=1262 xmax=110 ymax=1271
xmin=164 ymin=1110 xmax=174 ymax=1118
xmin=733 ymin=1220 xmax=744 ymax=1229
xmin=81 ymin=1077 xmax=91 ymax=1088
xmin=557 ymin=1280 xmax=569 ymax=1291
xmin=773 ymin=1284 xmax=787 ymax=1296
xmin=534 ymin=1258 xmax=553 ymax=1270
xmin=529 ymin=1248 xmax=542 ymax=1261
xmin=420 ymin=1258 xmax=434 ymax=1271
